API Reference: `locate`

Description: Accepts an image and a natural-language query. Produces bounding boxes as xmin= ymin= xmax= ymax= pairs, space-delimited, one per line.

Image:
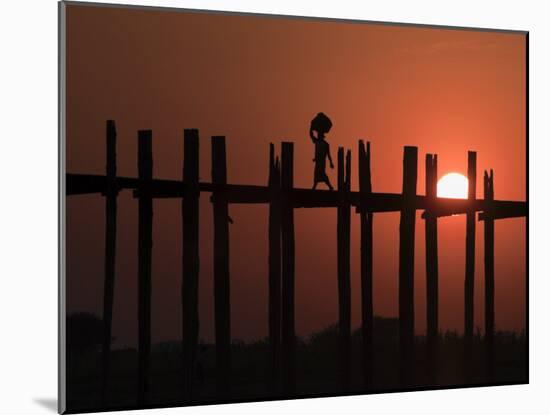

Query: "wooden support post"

xmin=464 ymin=151 xmax=476 ymax=375
xmin=101 ymin=120 xmax=118 ymax=403
xmin=359 ymin=140 xmax=374 ymax=388
xmin=425 ymin=154 xmax=439 ymax=384
xmin=399 ymin=146 xmax=418 ymax=387
xmin=211 ymin=136 xmax=231 ymax=397
xmin=182 ymin=129 xmax=200 ymax=401
xmin=484 ymin=170 xmax=495 ymax=381
xmin=337 ymin=147 xmax=352 ymax=391
xmin=137 ymin=130 xmax=153 ymax=406
xmin=281 ymin=142 xmax=296 ymax=395
xmin=268 ymin=143 xmax=282 ymax=393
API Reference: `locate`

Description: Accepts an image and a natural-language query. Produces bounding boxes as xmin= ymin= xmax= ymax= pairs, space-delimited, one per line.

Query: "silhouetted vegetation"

xmin=66 ymin=316 xmax=527 ymax=412
xmin=66 ymin=313 xmax=103 ymax=360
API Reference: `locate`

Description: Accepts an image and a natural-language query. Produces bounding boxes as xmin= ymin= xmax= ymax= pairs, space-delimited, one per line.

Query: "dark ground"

xmin=65 ymin=315 xmax=527 ymax=413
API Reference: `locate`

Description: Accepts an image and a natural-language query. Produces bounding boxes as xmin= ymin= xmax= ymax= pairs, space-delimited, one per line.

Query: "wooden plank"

xmin=337 ymin=148 xmax=352 ymax=391
xmin=67 ymin=173 xmax=527 ymax=219
xmin=137 ymin=130 xmax=153 ymax=406
xmin=181 ymin=129 xmax=200 ymax=401
xmin=359 ymin=140 xmax=374 ymax=388
xmin=281 ymin=142 xmax=296 ymax=395
xmin=484 ymin=170 xmax=495 ymax=381
xmin=67 ymin=174 xmax=109 ymax=195
xmin=268 ymin=144 xmax=282 ymax=393
xmin=478 ymin=201 xmax=526 ymax=221
xmin=424 ymin=154 xmax=439 ymax=384
xmin=211 ymin=136 xmax=232 ymax=397
xmin=464 ymin=151 xmax=476 ymax=375
xmin=101 ymin=120 xmax=118 ymax=403
xmin=399 ymin=146 xmax=417 ymax=386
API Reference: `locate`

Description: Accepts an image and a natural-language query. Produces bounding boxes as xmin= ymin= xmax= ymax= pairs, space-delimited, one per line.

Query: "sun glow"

xmin=437 ymin=173 xmax=469 ymax=199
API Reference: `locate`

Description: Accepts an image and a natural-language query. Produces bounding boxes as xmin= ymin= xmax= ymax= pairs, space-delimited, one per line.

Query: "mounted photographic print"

xmin=59 ymin=1 xmax=528 ymax=413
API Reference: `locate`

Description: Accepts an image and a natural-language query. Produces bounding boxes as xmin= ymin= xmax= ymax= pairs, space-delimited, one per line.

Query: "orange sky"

xmin=65 ymin=4 xmax=526 ymax=347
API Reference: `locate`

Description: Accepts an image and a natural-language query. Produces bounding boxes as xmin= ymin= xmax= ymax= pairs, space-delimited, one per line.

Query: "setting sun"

xmin=437 ymin=173 xmax=469 ymax=199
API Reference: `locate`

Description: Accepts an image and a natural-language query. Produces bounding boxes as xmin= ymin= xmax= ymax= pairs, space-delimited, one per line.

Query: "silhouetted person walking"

xmin=310 ymin=112 xmax=334 ymax=190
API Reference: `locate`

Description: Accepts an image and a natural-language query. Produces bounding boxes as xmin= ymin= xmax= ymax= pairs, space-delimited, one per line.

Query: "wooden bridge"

xmin=66 ymin=120 xmax=527 ymax=403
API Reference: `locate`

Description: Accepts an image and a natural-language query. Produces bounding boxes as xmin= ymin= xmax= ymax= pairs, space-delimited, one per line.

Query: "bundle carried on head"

xmin=310 ymin=112 xmax=333 ymax=135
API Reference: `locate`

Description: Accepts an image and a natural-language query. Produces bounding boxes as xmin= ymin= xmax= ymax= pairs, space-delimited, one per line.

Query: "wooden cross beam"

xmin=66 ymin=173 xmax=526 ymax=219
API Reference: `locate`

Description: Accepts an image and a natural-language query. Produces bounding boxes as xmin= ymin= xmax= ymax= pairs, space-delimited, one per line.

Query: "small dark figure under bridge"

xmin=309 ymin=112 xmax=335 ymax=190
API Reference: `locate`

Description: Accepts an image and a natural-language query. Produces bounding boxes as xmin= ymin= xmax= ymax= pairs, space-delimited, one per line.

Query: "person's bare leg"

xmin=325 ymin=179 xmax=334 ymax=191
